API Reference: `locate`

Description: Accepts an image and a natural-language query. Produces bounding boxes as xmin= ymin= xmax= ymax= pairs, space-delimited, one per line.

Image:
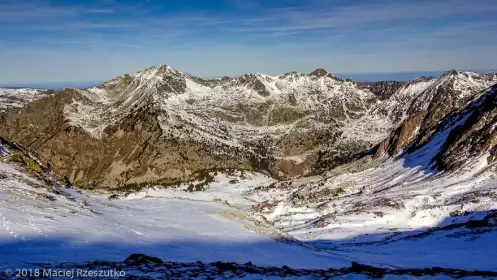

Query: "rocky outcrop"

xmin=309 ymin=68 xmax=328 ymax=78
xmin=375 ymin=113 xmax=425 ymax=156
xmin=362 ymin=81 xmax=405 ymax=100
xmin=236 ymin=74 xmax=271 ymax=96
xmin=433 ymin=84 xmax=497 ymax=171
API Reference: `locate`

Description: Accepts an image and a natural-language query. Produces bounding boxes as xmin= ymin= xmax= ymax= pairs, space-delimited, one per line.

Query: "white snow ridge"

xmin=0 ymin=88 xmax=51 ymax=113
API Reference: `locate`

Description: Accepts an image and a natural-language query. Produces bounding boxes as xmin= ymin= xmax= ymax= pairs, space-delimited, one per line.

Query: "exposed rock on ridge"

xmin=376 ymin=70 xmax=497 ymax=158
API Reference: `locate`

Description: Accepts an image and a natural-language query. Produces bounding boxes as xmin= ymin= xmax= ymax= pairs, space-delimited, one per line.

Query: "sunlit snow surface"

xmin=0 ymin=88 xmax=50 ymax=113
xmin=245 ymin=113 xmax=497 ymax=272
xmin=1 ymin=160 xmax=496 ymax=279
xmin=0 ymin=168 xmax=348 ymax=270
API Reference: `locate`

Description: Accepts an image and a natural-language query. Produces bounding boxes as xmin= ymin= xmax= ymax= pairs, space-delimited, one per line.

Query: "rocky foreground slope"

xmin=0 ymin=66 xmax=495 ymax=191
xmin=3 ymin=253 xmax=497 ymax=280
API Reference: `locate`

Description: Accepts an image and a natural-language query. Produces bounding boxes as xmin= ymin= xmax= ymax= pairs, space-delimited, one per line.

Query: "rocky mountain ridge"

xmin=0 ymin=65 xmax=495 ymax=189
xmin=0 ymin=88 xmax=53 ymax=113
xmin=376 ymin=71 xmax=497 ymax=158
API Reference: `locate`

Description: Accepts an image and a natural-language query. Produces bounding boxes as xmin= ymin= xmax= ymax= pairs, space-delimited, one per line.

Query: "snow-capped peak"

xmin=0 ymin=87 xmax=52 ymax=113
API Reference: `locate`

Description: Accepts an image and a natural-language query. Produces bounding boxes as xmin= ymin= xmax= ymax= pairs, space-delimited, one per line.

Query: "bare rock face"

xmin=363 ymin=81 xmax=405 ymax=100
xmin=309 ymin=68 xmax=328 ymax=78
xmin=433 ymin=84 xmax=497 ymax=171
xmin=375 ymin=70 xmax=497 ymax=160
xmin=236 ymin=74 xmax=271 ymax=96
xmin=271 ymin=154 xmax=320 ymax=179
xmin=375 ymin=113 xmax=425 ymax=156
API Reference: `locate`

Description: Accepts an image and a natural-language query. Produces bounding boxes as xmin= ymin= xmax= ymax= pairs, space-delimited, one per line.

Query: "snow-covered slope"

xmin=0 ymin=173 xmax=347 ymax=269
xmin=247 ymin=152 xmax=497 ymax=268
xmin=0 ymin=142 xmax=497 ymax=279
xmin=1 ymin=143 xmax=496 ymax=278
xmin=0 ymin=88 xmax=52 ymax=113
xmin=0 ymin=145 xmax=352 ymax=272
xmin=246 ymin=83 xmax=497 ymax=271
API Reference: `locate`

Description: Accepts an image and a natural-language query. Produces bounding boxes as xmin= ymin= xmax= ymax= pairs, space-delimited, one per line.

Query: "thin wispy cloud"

xmin=225 ymin=0 xmax=497 ymax=34
xmin=84 ymin=8 xmax=115 ymax=14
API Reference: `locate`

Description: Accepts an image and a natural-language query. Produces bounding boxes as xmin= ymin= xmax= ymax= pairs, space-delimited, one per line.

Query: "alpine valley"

xmin=1 ymin=65 xmax=497 ymax=279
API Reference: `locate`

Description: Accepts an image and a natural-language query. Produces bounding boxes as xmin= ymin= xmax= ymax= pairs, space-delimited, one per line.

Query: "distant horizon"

xmin=1 ymin=68 xmax=495 ymax=90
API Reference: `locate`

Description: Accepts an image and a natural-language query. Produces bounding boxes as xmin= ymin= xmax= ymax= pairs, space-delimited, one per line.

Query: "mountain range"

xmin=1 ymin=65 xmax=497 ymax=278
xmin=0 ymin=65 xmax=495 ymax=189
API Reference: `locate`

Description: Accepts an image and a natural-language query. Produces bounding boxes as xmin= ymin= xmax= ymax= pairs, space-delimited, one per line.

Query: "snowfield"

xmin=1 ymin=159 xmax=497 ymax=279
xmin=0 ymin=166 xmax=350 ymax=271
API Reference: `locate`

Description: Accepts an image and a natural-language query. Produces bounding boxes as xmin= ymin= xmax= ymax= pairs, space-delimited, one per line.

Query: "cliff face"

xmin=361 ymin=81 xmax=405 ymax=100
xmin=375 ymin=71 xmax=497 ymax=161
xmin=431 ymin=84 xmax=497 ymax=171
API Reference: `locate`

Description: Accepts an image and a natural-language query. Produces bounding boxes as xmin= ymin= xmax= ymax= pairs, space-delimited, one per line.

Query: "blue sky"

xmin=1 ymin=0 xmax=497 ymax=85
